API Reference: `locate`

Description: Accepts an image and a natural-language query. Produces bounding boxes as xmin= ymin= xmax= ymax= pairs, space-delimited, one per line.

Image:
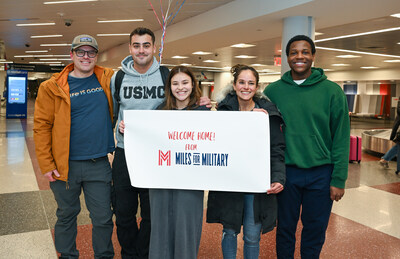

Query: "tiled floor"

xmin=1 ymin=100 xmax=400 ymax=258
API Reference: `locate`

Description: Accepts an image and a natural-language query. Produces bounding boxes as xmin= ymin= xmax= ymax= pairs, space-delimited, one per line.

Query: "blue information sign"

xmin=6 ymin=70 xmax=28 ymax=119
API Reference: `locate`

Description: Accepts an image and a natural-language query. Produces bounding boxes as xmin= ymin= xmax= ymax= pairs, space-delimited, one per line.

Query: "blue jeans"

xmin=382 ymin=144 xmax=400 ymax=170
xmin=221 ymin=194 xmax=261 ymax=259
xmin=50 ymin=157 xmax=114 ymax=259
xmin=276 ymin=164 xmax=333 ymax=259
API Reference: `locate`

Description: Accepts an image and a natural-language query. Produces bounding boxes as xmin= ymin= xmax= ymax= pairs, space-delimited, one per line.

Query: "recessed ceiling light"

xmin=315 ymin=32 xmax=324 ymax=36
xmin=398 ymin=42 xmax=400 ymax=45
xmin=97 ymin=19 xmax=143 ymax=23
xmin=323 ymin=69 xmax=334 ymax=72
xmin=31 ymin=35 xmax=63 ymax=38
xmin=29 ymin=61 xmax=62 ymax=64
xmin=235 ymin=55 xmax=256 ymax=59
xmin=390 ymin=13 xmax=400 ymax=18
xmin=203 ymin=60 xmax=220 ymax=63
xmin=0 ymin=61 xmax=13 ymax=64
xmin=180 ymin=63 xmax=192 ymax=66
xmin=316 ymin=46 xmax=400 ymax=58
xmin=172 ymin=56 xmax=188 ymax=59
xmin=384 ymin=60 xmax=400 ymax=63
xmin=25 ymin=50 xmax=49 ymax=53
xmin=43 ymin=0 xmax=98 ymax=4
xmin=315 ymin=27 xmax=400 ymax=42
xmin=336 ymin=55 xmax=361 ymax=58
xmin=361 ymin=66 xmax=378 ymax=69
xmin=97 ymin=33 xmax=130 ymax=36
xmin=17 ymin=23 xmax=55 ymax=26
xmin=251 ymin=64 xmax=266 ymax=66
xmin=40 ymin=58 xmax=71 ymax=61
xmin=192 ymin=51 xmax=212 ymax=55
xmin=40 ymin=43 xmax=71 ymax=47
xmin=231 ymin=43 xmax=255 ymax=48
xmin=332 ymin=64 xmax=350 ymax=67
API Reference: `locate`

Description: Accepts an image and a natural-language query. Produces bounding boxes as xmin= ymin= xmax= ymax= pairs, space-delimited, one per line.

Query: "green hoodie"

xmin=264 ymin=68 xmax=350 ymax=188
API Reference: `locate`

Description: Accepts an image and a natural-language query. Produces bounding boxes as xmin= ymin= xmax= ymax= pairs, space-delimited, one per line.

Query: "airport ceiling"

xmin=1 ymin=0 xmax=400 ymax=76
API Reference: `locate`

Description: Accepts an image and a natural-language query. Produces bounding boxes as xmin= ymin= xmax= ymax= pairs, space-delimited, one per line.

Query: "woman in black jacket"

xmin=206 ymin=64 xmax=286 ymax=259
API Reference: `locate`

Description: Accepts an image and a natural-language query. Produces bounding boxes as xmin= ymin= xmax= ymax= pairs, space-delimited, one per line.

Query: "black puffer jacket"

xmin=206 ymin=92 xmax=286 ymax=234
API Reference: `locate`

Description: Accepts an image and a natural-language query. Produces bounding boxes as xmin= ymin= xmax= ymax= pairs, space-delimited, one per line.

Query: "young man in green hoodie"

xmin=264 ymin=35 xmax=350 ymax=258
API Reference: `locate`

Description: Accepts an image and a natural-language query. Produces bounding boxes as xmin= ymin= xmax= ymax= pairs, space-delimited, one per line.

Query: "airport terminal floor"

xmin=1 ymin=99 xmax=400 ymax=259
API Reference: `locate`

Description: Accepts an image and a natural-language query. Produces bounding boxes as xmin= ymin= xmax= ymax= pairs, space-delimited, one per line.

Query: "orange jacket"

xmin=33 ymin=63 xmax=114 ymax=182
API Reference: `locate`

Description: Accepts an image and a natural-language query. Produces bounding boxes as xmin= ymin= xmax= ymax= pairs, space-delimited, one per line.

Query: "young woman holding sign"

xmin=206 ymin=64 xmax=286 ymax=259
xmin=148 ymin=65 xmax=209 ymax=259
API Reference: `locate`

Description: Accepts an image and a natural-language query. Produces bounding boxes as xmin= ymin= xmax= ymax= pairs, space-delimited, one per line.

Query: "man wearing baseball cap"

xmin=34 ymin=34 xmax=115 ymax=258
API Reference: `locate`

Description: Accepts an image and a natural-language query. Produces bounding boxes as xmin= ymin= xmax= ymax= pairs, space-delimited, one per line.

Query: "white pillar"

xmin=281 ymin=16 xmax=315 ymax=75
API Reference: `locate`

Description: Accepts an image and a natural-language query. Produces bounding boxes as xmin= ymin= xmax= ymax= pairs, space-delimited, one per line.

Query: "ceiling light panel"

xmin=40 ymin=43 xmax=71 ymax=46
xmin=315 ymin=27 xmax=400 ymax=42
xmin=25 ymin=50 xmax=49 ymax=53
xmin=97 ymin=33 xmax=130 ymax=36
xmin=383 ymin=60 xmax=400 ymax=63
xmin=172 ymin=56 xmax=188 ymax=59
xmin=203 ymin=60 xmax=220 ymax=63
xmin=231 ymin=43 xmax=255 ymax=48
xmin=97 ymin=19 xmax=143 ymax=23
xmin=235 ymin=55 xmax=256 ymax=58
xmin=331 ymin=64 xmax=351 ymax=67
xmin=336 ymin=55 xmax=361 ymax=58
xmin=17 ymin=23 xmax=55 ymax=26
xmin=192 ymin=51 xmax=212 ymax=55
xmin=316 ymin=46 xmax=400 ymax=58
xmin=31 ymin=35 xmax=63 ymax=38
xmin=43 ymin=0 xmax=98 ymax=4
xmin=361 ymin=66 xmax=379 ymax=69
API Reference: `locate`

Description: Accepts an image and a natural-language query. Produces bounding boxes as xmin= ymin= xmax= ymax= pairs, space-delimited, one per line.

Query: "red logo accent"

xmin=159 ymin=150 xmax=171 ymax=166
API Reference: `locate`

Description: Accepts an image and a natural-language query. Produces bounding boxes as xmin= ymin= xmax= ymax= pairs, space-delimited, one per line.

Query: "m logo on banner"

xmin=159 ymin=150 xmax=171 ymax=166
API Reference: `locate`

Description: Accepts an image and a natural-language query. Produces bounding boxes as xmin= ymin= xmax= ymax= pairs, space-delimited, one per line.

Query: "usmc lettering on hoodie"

xmin=123 ymin=85 xmax=165 ymax=99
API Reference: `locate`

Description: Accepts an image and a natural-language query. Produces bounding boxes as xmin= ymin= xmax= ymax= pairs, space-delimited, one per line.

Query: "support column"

xmin=281 ymin=16 xmax=315 ymax=75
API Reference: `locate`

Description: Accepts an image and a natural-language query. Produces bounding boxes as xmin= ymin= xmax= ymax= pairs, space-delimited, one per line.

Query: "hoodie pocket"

xmin=285 ymin=133 xmax=330 ymax=164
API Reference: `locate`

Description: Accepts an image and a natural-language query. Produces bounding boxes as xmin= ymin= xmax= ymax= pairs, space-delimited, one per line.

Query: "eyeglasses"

xmin=74 ymin=49 xmax=98 ymax=58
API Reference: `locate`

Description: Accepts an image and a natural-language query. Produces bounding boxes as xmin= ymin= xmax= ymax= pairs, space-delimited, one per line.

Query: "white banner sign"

xmin=124 ymin=110 xmax=270 ymax=192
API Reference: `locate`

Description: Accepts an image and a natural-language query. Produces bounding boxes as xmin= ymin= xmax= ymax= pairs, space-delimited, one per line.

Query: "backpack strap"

xmin=112 ymin=70 xmax=125 ymax=128
xmin=159 ymin=65 xmax=170 ymax=86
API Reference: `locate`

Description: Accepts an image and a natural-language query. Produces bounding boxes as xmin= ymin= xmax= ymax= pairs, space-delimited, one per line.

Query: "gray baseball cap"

xmin=71 ymin=34 xmax=98 ymax=51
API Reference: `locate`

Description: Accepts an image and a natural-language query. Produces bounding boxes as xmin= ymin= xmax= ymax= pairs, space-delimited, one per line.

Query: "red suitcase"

xmin=349 ymin=135 xmax=362 ymax=163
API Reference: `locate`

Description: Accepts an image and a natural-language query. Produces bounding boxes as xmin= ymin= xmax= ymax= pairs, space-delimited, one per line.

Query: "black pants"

xmin=112 ymin=147 xmax=150 ymax=259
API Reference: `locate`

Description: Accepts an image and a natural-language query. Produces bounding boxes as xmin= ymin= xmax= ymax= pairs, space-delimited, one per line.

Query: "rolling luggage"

xmin=349 ymin=135 xmax=362 ymax=163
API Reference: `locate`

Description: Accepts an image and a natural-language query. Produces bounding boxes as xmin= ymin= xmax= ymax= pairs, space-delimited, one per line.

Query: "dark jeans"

xmin=50 ymin=157 xmax=114 ymax=259
xmin=112 ymin=147 xmax=151 ymax=259
xmin=276 ymin=164 xmax=333 ymax=259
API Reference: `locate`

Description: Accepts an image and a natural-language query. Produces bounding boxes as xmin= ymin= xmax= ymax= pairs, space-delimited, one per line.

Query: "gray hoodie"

xmin=111 ymin=55 xmax=165 ymax=148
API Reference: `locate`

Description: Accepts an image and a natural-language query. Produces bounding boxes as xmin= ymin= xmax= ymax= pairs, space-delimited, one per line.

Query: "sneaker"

xmin=379 ymin=159 xmax=389 ymax=169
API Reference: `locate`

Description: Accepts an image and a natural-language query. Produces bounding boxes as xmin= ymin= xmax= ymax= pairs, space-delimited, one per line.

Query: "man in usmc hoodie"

xmin=111 ymin=27 xmax=210 ymax=259
xmin=111 ymin=27 xmax=163 ymax=259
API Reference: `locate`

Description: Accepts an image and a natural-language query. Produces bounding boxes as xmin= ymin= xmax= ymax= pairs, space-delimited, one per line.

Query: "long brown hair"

xmin=162 ymin=66 xmax=202 ymax=110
